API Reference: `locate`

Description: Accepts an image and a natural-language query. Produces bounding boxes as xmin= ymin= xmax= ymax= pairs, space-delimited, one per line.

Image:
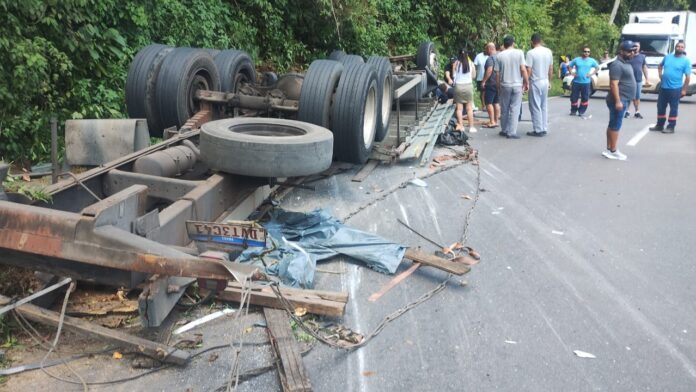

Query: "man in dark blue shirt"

xmin=625 ymin=42 xmax=650 ymax=119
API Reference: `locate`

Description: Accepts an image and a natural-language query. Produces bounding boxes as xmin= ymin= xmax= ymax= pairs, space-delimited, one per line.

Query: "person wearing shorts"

xmin=453 ymin=48 xmax=477 ymax=133
xmin=603 ymin=40 xmax=636 ymax=160
xmin=473 ymin=45 xmax=491 ymax=110
xmin=625 ymin=42 xmax=650 ymax=119
xmin=481 ymin=45 xmax=500 ymax=127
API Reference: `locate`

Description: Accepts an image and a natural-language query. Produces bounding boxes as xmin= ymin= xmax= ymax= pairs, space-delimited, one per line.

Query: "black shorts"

xmin=476 ymin=81 xmax=484 ymax=91
xmin=484 ymin=85 xmax=499 ymax=104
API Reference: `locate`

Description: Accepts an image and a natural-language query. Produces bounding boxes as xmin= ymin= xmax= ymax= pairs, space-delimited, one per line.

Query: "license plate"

xmin=186 ymin=220 xmax=266 ymax=248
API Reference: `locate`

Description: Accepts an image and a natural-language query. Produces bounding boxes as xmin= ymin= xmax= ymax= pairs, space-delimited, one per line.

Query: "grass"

xmin=2 ymin=175 xmax=52 ymax=203
xmin=290 ymin=319 xmax=316 ymax=344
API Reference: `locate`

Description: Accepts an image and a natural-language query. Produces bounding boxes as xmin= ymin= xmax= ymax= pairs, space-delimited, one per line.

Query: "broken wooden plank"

xmin=211 ymin=284 xmax=346 ymax=317
xmin=403 ymin=248 xmax=471 ymax=275
xmin=368 ymin=262 xmax=421 ymax=302
xmin=227 ymin=282 xmax=348 ymax=303
xmin=0 ymin=294 xmax=190 ymax=365
xmin=351 ymin=160 xmax=380 ymax=182
xmin=264 ymin=308 xmax=313 ymax=392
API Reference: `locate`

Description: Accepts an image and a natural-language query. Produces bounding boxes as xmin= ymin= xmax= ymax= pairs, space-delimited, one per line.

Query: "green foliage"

xmin=0 ymin=0 xmax=636 ymax=164
xmin=1 ymin=175 xmax=52 ymax=202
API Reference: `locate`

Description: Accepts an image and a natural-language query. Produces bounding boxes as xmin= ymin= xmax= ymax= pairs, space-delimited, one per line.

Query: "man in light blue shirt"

xmin=568 ymin=47 xmax=599 ymax=117
xmin=473 ymin=45 xmax=492 ymax=110
xmin=649 ymin=41 xmax=691 ymax=133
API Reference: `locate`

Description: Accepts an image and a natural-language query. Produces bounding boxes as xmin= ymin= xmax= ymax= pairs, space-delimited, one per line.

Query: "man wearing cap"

xmin=525 ymin=32 xmax=553 ymax=137
xmin=603 ymin=40 xmax=636 ymax=160
xmin=569 ymin=47 xmax=599 ymax=117
xmin=649 ymin=40 xmax=691 ymax=133
xmin=625 ymin=42 xmax=650 ymax=119
xmin=495 ymin=35 xmax=528 ymax=139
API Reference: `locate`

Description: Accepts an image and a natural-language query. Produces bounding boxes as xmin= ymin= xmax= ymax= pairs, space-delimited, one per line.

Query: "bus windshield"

xmin=620 ymin=35 xmax=670 ymax=56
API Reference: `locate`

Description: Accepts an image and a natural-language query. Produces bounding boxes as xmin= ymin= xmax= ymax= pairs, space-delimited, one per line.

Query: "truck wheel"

xmin=416 ymin=41 xmax=439 ymax=85
xmin=366 ymin=56 xmax=393 ymax=142
xmin=298 ymin=60 xmax=344 ymax=129
xmin=328 ymin=50 xmax=346 ymax=61
xmin=199 ymin=118 xmax=333 ymax=177
xmin=205 ymin=48 xmax=220 ymax=57
xmin=331 ymin=63 xmax=378 ymax=164
xmin=340 ymin=54 xmax=365 ymax=66
xmin=126 ymin=44 xmax=173 ymax=137
xmin=156 ymin=48 xmax=221 ymax=131
xmin=214 ymin=49 xmax=256 ymax=94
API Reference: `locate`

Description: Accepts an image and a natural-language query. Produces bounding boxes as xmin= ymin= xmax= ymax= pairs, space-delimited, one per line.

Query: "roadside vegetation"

xmin=0 ymin=0 xmax=690 ymax=165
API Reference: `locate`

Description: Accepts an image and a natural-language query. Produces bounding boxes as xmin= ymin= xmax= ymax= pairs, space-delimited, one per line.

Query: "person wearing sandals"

xmin=525 ymin=33 xmax=553 ymax=137
xmin=481 ymin=43 xmax=500 ymax=128
xmin=452 ymin=48 xmax=477 ymax=133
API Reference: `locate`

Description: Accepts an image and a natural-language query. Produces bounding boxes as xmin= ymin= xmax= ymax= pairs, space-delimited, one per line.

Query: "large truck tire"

xmin=328 ymin=50 xmax=346 ymax=61
xmin=155 ymin=48 xmax=221 ymax=132
xmin=199 ymin=118 xmax=333 ymax=178
xmin=298 ymin=60 xmax=344 ymax=129
xmin=214 ymin=49 xmax=256 ymax=94
xmin=366 ymin=56 xmax=394 ymax=142
xmin=416 ymin=41 xmax=439 ymax=85
xmin=340 ymin=54 xmax=365 ymax=66
xmin=125 ymin=44 xmax=173 ymax=137
xmin=330 ymin=63 xmax=378 ymax=164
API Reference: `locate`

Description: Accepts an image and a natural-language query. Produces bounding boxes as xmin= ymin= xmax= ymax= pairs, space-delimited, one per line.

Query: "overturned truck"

xmin=0 ymin=42 xmax=440 ymax=327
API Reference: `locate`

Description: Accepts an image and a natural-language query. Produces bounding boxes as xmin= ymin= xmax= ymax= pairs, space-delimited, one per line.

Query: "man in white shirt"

xmin=525 ymin=33 xmax=553 ymax=136
xmin=495 ymin=35 xmax=529 ymax=139
xmin=473 ymin=45 xmax=491 ymax=111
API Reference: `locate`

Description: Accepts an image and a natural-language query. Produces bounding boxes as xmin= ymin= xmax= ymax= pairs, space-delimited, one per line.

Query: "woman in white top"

xmin=452 ymin=49 xmax=477 ymax=132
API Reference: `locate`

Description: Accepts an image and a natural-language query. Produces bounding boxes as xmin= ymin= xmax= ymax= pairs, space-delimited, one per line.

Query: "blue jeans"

xmin=656 ymin=88 xmax=681 ymax=128
xmin=606 ymin=99 xmax=629 ymax=130
xmin=570 ymin=82 xmax=591 ymax=114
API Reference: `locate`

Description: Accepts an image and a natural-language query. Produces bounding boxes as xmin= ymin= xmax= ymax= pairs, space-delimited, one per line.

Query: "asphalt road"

xmin=5 ymin=92 xmax=694 ymax=392
xmin=286 ymin=91 xmax=696 ymax=392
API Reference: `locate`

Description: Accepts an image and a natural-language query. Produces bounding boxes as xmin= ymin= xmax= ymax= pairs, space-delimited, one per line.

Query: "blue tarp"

xmin=236 ymin=209 xmax=406 ymax=288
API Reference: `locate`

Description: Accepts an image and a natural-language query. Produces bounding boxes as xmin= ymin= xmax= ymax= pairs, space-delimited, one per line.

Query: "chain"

xmin=225 ymin=276 xmax=254 ymax=391
xmin=269 ymin=146 xmax=482 ymax=350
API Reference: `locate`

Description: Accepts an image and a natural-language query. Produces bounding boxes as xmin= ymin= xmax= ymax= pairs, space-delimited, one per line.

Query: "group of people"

xmin=604 ymin=39 xmax=691 ymax=159
xmin=444 ymin=34 xmax=552 ymax=138
xmin=441 ymin=33 xmax=692 ymax=160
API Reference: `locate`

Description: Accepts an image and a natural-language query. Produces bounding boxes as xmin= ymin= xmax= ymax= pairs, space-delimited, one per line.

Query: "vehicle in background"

xmin=593 ymin=11 xmax=696 ymax=96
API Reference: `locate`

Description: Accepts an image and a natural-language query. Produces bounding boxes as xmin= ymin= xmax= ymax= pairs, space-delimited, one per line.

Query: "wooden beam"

xmin=351 ymin=160 xmax=380 ymax=182
xmin=211 ymin=284 xmax=347 ymax=318
xmin=264 ymin=308 xmax=312 ymax=392
xmin=404 ymin=248 xmax=471 ymax=275
xmin=368 ymin=262 xmax=421 ymax=302
xmin=0 ymin=294 xmax=190 ymax=366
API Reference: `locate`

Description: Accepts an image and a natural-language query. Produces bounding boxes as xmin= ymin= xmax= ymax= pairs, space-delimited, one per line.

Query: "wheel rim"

xmin=429 ymin=51 xmax=439 ymax=74
xmin=380 ymin=75 xmax=392 ymax=126
xmin=362 ymin=84 xmax=377 ymax=148
xmin=188 ymin=72 xmax=211 ymax=116
xmin=229 ymin=123 xmax=307 ymax=137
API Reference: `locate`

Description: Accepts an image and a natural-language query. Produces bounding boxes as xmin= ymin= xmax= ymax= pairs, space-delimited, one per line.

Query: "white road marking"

xmin=626 ymin=125 xmax=652 ymax=146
